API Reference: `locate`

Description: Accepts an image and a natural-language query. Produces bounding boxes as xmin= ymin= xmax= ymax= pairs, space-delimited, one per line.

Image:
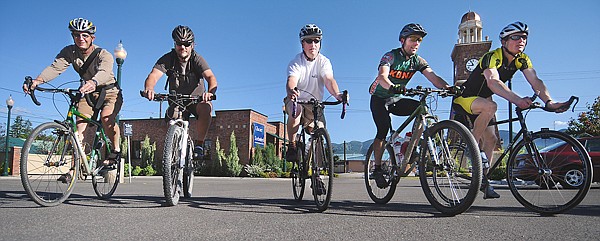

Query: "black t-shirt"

xmin=153 ymin=49 xmax=211 ymax=95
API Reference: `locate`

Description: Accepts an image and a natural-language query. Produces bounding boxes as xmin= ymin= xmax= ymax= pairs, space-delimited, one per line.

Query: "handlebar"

xmin=522 ymin=94 xmax=579 ymax=113
xmin=402 ymin=85 xmax=462 ymax=98
xmin=139 ymin=90 xmax=216 ymax=102
xmin=24 ymin=76 xmax=82 ymax=106
xmin=291 ymin=88 xmax=348 ymax=119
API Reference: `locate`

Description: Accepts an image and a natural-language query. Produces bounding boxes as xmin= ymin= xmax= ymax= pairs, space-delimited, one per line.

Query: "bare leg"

xmin=195 ymin=102 xmax=213 ymax=144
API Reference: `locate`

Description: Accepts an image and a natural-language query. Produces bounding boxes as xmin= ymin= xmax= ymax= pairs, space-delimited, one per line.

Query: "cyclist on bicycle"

xmin=369 ymin=23 xmax=454 ymax=188
xmin=22 ymin=17 xmax=123 ymax=183
xmin=142 ymin=25 xmax=217 ymax=150
xmin=284 ymin=24 xmax=344 ymax=163
xmin=453 ymin=21 xmax=571 ymax=199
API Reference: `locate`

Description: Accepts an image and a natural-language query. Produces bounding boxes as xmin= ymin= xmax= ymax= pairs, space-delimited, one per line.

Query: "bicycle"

xmin=142 ymin=91 xmax=215 ymax=206
xmin=289 ymin=89 xmax=348 ymax=212
xmin=364 ymin=86 xmax=482 ymax=216
xmin=457 ymin=94 xmax=592 ymax=214
xmin=20 ymin=76 xmax=121 ymax=207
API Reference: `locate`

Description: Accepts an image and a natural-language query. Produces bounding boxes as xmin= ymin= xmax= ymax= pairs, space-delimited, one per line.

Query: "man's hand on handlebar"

xmin=23 ymin=77 xmax=43 ymax=95
xmin=388 ymin=84 xmax=406 ymax=95
xmin=515 ymin=96 xmax=533 ymax=109
xmin=143 ymin=89 xmax=155 ymax=101
xmin=201 ymin=92 xmax=215 ymax=102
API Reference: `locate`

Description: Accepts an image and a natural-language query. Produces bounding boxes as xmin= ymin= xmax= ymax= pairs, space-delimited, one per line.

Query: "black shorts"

xmin=370 ymin=95 xmax=419 ymax=140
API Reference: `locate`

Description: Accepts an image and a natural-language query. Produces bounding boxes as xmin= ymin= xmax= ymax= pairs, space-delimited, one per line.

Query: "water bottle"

xmin=393 ymin=137 xmax=403 ymax=164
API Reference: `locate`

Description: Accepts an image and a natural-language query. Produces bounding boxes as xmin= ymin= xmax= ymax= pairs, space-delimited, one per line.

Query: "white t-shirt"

xmin=287 ymin=53 xmax=334 ymax=102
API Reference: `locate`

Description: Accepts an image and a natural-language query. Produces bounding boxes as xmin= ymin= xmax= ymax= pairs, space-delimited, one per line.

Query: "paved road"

xmin=1 ymin=174 xmax=599 ymax=240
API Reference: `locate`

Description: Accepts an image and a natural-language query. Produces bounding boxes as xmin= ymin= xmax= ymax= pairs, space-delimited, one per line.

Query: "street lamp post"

xmin=114 ymin=40 xmax=127 ymax=124
xmin=3 ymin=95 xmax=14 ymax=176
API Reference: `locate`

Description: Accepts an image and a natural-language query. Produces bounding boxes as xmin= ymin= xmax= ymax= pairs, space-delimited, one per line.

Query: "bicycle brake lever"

xmin=24 ymin=76 xmax=41 ymax=106
xmin=568 ymin=96 xmax=579 ymax=112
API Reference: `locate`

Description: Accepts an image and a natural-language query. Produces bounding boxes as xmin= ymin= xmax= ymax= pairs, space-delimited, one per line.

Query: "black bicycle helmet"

xmin=399 ymin=23 xmax=427 ymax=41
xmin=499 ymin=21 xmax=529 ymax=40
xmin=68 ymin=18 xmax=96 ymax=34
xmin=172 ymin=25 xmax=195 ymax=43
xmin=299 ymin=24 xmax=323 ymax=40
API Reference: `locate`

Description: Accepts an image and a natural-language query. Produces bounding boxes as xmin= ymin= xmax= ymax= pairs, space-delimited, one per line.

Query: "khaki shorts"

xmin=284 ymin=97 xmax=325 ymax=129
xmin=77 ymin=87 xmax=123 ymax=118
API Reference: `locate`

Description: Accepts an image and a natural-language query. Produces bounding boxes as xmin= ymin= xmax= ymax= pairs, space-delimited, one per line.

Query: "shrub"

xmin=143 ymin=165 xmax=157 ymax=176
xmin=132 ymin=166 xmax=143 ymax=176
xmin=124 ymin=163 xmax=131 ymax=177
xmin=244 ymin=164 xmax=265 ymax=177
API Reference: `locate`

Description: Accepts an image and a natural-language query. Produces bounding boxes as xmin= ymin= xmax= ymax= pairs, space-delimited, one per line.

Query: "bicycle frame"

xmin=169 ymin=119 xmax=191 ymax=169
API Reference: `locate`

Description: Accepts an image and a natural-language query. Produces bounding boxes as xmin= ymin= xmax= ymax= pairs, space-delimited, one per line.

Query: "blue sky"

xmin=1 ymin=0 xmax=599 ymax=143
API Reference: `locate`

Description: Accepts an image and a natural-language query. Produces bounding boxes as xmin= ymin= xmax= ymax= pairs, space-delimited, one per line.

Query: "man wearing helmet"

xmin=453 ymin=21 xmax=570 ymax=199
xmin=23 ymin=17 xmax=123 ymax=183
xmin=284 ymin=24 xmax=344 ymax=163
xmin=143 ymin=25 xmax=217 ymax=149
xmin=369 ymin=23 xmax=454 ymax=189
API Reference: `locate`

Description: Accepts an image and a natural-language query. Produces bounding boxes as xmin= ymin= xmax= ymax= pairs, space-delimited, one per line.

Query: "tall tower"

xmin=450 ymin=11 xmax=502 ymax=150
xmin=451 ymin=11 xmax=492 ymax=85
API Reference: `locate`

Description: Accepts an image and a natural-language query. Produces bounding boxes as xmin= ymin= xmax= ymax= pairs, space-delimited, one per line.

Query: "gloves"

xmin=388 ymin=84 xmax=406 ymax=94
xmin=447 ymin=85 xmax=464 ymax=95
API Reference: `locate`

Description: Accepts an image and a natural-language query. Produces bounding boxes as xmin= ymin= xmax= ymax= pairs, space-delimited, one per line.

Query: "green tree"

xmin=225 ymin=131 xmax=242 ymax=177
xmin=120 ymin=137 xmax=128 ymax=158
xmin=211 ymin=136 xmax=226 ymax=176
xmin=567 ymin=96 xmax=600 ymax=137
xmin=9 ymin=115 xmax=33 ymax=138
xmin=141 ymin=135 xmax=156 ymax=168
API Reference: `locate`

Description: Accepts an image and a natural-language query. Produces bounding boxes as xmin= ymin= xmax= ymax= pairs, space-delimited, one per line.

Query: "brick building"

xmin=120 ymin=109 xmax=286 ymax=167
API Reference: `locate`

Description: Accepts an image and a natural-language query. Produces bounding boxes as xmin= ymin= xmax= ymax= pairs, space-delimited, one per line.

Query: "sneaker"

xmin=286 ymin=145 xmax=298 ymax=162
xmin=313 ymin=178 xmax=326 ymax=195
xmin=480 ymin=181 xmax=500 ymax=199
xmin=103 ymin=151 xmax=121 ymax=169
xmin=372 ymin=168 xmax=389 ymax=189
xmin=480 ymin=151 xmax=490 ymax=169
xmin=57 ymin=173 xmax=72 ymax=184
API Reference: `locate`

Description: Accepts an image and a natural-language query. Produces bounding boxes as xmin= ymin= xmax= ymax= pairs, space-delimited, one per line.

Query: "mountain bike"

xmin=289 ymin=89 xmax=348 ymax=212
xmin=364 ymin=86 xmax=481 ymax=216
xmin=457 ymin=95 xmax=592 ymax=214
xmin=20 ymin=76 xmax=121 ymax=207
xmin=142 ymin=91 xmax=215 ymax=206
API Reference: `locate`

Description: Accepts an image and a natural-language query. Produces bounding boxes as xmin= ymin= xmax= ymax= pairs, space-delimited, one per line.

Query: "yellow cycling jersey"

xmin=461 ymin=47 xmax=533 ymax=98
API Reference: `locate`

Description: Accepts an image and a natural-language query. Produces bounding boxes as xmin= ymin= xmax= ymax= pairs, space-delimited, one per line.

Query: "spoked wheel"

xmin=364 ymin=143 xmax=398 ymax=204
xmin=20 ymin=122 xmax=79 ymax=207
xmin=418 ymin=120 xmax=481 ymax=216
xmin=291 ymin=142 xmax=306 ymax=201
xmin=183 ymin=139 xmax=194 ymax=198
xmin=92 ymin=150 xmax=121 ymax=199
xmin=163 ymin=125 xmax=185 ymax=206
xmin=507 ymin=130 xmax=592 ymax=214
xmin=311 ymin=128 xmax=334 ymax=212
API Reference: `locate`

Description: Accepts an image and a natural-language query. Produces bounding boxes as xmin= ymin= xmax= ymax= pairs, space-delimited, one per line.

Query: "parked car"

xmin=513 ymin=136 xmax=599 ymax=188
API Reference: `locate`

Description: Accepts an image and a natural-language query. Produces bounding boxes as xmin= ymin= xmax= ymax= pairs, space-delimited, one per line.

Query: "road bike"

xmin=20 ymin=76 xmax=121 ymax=206
xmin=364 ymin=86 xmax=481 ymax=216
xmin=142 ymin=91 xmax=214 ymax=206
xmin=455 ymin=94 xmax=592 ymax=214
xmin=289 ymin=89 xmax=348 ymax=212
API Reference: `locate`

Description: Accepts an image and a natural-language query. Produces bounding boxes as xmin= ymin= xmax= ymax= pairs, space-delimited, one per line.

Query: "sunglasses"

xmin=72 ymin=33 xmax=92 ymax=39
xmin=303 ymin=39 xmax=321 ymax=44
xmin=508 ymin=35 xmax=528 ymax=41
xmin=176 ymin=41 xmax=192 ymax=47
xmin=407 ymin=35 xmax=423 ymax=42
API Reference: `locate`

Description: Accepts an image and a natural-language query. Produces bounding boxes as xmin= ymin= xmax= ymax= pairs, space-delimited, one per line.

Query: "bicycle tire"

xmin=506 ymin=130 xmax=592 ymax=214
xmin=183 ymin=139 xmax=194 ymax=198
xmin=291 ymin=142 xmax=306 ymax=201
xmin=311 ymin=128 xmax=334 ymax=212
xmin=20 ymin=122 xmax=79 ymax=207
xmin=418 ymin=120 xmax=481 ymax=216
xmin=92 ymin=148 xmax=121 ymax=199
xmin=364 ymin=143 xmax=398 ymax=204
xmin=163 ymin=124 xmax=185 ymax=206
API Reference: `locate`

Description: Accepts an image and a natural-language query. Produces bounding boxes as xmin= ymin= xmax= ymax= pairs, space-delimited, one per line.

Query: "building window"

xmin=132 ymin=140 xmax=142 ymax=159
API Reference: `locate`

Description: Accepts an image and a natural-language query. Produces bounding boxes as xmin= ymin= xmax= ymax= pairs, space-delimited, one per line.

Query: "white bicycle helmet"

xmin=299 ymin=24 xmax=322 ymax=40
xmin=68 ymin=18 xmax=96 ymax=34
xmin=499 ymin=21 xmax=528 ymax=39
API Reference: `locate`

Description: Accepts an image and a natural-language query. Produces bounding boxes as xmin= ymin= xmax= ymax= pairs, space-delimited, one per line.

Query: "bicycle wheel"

xmin=291 ymin=142 xmax=306 ymax=201
xmin=310 ymin=128 xmax=334 ymax=212
xmin=163 ymin=124 xmax=185 ymax=206
xmin=20 ymin=122 xmax=79 ymax=207
xmin=419 ymin=120 xmax=481 ymax=216
xmin=183 ymin=139 xmax=194 ymax=198
xmin=92 ymin=147 xmax=121 ymax=199
xmin=364 ymin=143 xmax=398 ymax=204
xmin=507 ymin=130 xmax=592 ymax=214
